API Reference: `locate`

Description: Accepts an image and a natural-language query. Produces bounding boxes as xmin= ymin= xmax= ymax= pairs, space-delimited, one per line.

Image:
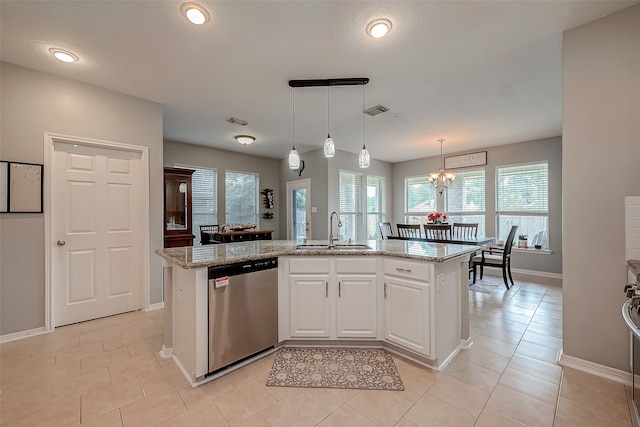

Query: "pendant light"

xmin=288 ymin=88 xmax=303 ymax=174
xmin=359 ymin=83 xmax=370 ymax=168
xmin=428 ymin=139 xmax=456 ymax=195
xmin=323 ymin=86 xmax=335 ymax=157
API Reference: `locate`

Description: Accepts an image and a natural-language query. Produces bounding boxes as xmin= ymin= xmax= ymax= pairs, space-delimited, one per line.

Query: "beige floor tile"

xmin=81 ymin=347 xmax=131 ymax=374
xmin=487 ymin=318 xmax=529 ymax=334
xmin=300 ymin=387 xmax=360 ymax=413
xmin=315 ymin=404 xmax=376 ymax=427
xmin=79 ymin=326 xmax=122 ymax=344
xmin=81 ymin=377 xmax=144 ymax=420
xmin=0 ymin=384 xmax=55 ymax=424
xmin=102 ymin=330 xmax=145 ymax=352
xmin=119 ymin=386 xmax=187 ymax=427
xmin=56 ymin=341 xmax=105 ymax=365
xmin=109 ymin=354 xmax=161 ymax=384
xmin=486 ymin=384 xmax=555 ymax=426
xmin=498 ymin=366 xmax=559 ymax=406
xmin=559 ymin=368 xmax=630 ymax=423
xmin=175 ymin=377 xmax=235 ymax=409
xmin=474 ymin=407 xmax=528 ymax=427
xmin=235 ymin=414 xmax=271 ymax=427
xmin=393 ymin=360 xmax=436 ymax=401
xmin=444 ymin=358 xmax=501 ymax=392
xmin=211 ymin=378 xmax=277 ymax=425
xmin=515 ymin=340 xmax=559 ymax=364
xmin=526 ymin=321 xmax=563 ymax=339
xmin=138 ymin=363 xmax=184 ymax=396
xmin=507 ymin=353 xmax=562 ymax=384
xmin=259 ymin=391 xmax=329 ymax=427
xmin=493 ymin=311 xmax=534 ymax=325
xmin=458 ymin=347 xmax=511 ymax=374
xmin=262 ymin=383 xmax=298 ymax=401
xmin=521 ymin=330 xmax=563 ymax=350
xmin=554 ymin=396 xmax=632 ymax=427
xmin=127 ymin=336 xmax=163 ymax=359
xmin=75 ymin=409 xmax=123 ymax=427
xmin=531 ymin=313 xmax=562 ymax=328
xmin=8 ymin=395 xmax=80 ymax=427
xmin=224 ymin=357 xmax=273 ymax=388
xmin=52 ymin=367 xmax=112 ymax=401
xmin=427 ymin=374 xmax=490 ymax=417
xmin=473 ymin=335 xmax=517 ymax=358
xmin=347 ymin=389 xmax=414 ymax=426
xmin=480 ymin=325 xmax=524 ymax=344
xmin=157 ymin=399 xmax=230 ymax=427
xmin=403 ymin=394 xmax=476 ymax=427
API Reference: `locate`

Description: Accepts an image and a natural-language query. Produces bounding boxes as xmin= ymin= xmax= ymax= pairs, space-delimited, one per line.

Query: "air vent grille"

xmin=364 ymin=104 xmax=389 ymax=116
xmin=227 ymin=117 xmax=248 ymax=126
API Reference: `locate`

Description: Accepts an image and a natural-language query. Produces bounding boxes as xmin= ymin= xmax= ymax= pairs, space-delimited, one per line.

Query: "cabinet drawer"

xmin=383 ymin=258 xmax=430 ymax=281
xmin=335 ymin=257 xmax=377 ymax=274
xmin=290 ymin=257 xmax=331 ymax=274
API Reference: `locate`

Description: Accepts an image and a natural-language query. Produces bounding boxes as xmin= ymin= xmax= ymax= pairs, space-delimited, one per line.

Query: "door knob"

xmin=56 ymin=240 xmax=66 ymax=246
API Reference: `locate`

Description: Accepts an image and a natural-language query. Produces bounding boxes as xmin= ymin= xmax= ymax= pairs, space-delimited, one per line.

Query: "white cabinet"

xmin=287 ymin=256 xmax=377 ymax=340
xmin=383 ymin=276 xmax=430 ymax=356
xmin=383 ymin=258 xmax=433 ymax=357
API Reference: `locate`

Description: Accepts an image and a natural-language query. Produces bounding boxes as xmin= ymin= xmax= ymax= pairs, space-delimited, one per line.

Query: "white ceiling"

xmin=1 ymin=1 xmax=636 ymax=163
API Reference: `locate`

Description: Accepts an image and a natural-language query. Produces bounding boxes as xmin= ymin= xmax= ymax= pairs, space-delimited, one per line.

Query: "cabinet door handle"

xmin=395 ymin=267 xmax=412 ymax=273
xmin=384 ymin=282 xmax=387 ymax=298
xmin=338 ymin=281 xmax=341 ymax=298
xmin=326 ymin=282 xmax=328 ymax=298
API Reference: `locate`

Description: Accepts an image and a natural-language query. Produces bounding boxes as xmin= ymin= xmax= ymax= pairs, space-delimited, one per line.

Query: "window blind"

xmin=339 ymin=170 xmax=362 ymax=241
xmin=367 ymin=175 xmax=384 ymax=239
xmin=191 ymin=168 xmax=217 ymax=244
xmin=497 ymin=163 xmax=548 ymax=213
xmin=225 ymin=171 xmax=258 ymax=225
xmin=446 ymin=169 xmax=485 ymax=213
xmin=405 ymin=176 xmax=436 ymax=213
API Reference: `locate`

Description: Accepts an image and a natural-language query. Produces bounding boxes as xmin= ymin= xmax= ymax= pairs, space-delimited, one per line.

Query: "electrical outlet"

xmin=437 ymin=274 xmax=445 ymax=292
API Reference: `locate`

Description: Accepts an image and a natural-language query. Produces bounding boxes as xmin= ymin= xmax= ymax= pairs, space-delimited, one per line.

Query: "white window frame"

xmin=404 ymin=175 xmax=437 ymax=226
xmin=445 ymin=168 xmax=486 ymax=236
xmin=174 ymin=164 xmax=218 ymax=245
xmin=366 ymin=175 xmax=385 ymax=240
xmin=225 ymin=170 xmax=259 ymax=227
xmin=339 ymin=169 xmax=364 ymax=242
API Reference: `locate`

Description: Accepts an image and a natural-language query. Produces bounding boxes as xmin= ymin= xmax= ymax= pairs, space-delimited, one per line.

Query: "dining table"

xmin=388 ymin=235 xmax=495 ymax=246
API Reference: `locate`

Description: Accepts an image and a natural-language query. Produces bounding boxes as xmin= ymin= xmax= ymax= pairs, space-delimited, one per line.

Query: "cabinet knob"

xmin=56 ymin=240 xmax=66 ymax=246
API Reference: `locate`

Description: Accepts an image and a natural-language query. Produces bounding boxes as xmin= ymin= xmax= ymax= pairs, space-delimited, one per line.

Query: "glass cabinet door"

xmin=165 ymin=180 xmax=188 ymax=230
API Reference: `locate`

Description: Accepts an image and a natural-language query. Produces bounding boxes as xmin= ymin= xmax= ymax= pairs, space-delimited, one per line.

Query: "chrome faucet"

xmin=328 ymin=211 xmax=342 ymax=248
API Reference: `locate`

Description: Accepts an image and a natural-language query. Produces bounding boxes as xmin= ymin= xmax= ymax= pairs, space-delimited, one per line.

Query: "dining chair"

xmin=378 ymin=222 xmax=394 ymax=239
xmin=472 ymin=225 xmax=518 ymax=289
xmin=199 ymin=224 xmax=219 ymax=245
xmin=424 ymin=224 xmax=452 ymax=240
xmin=452 ymin=222 xmax=479 ymax=239
xmin=397 ymin=223 xmax=421 ymax=239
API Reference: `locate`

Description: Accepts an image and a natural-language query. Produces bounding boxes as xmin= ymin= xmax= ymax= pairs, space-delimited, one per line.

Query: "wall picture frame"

xmin=1 ymin=161 xmax=44 ymax=213
xmin=444 ymin=151 xmax=487 ymax=169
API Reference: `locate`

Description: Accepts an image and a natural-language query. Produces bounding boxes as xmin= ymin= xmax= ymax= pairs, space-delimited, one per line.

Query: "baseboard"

xmin=0 ymin=326 xmax=49 ymax=344
xmin=147 ymin=302 xmax=164 ymax=311
xmin=558 ymin=350 xmax=632 ymax=386
xmin=481 ymin=267 xmax=563 ymax=286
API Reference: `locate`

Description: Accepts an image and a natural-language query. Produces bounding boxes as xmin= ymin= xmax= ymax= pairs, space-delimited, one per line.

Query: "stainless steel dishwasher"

xmin=207 ymin=257 xmax=278 ymax=374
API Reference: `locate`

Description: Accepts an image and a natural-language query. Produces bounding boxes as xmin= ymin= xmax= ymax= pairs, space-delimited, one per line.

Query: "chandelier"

xmin=428 ymin=139 xmax=456 ymax=195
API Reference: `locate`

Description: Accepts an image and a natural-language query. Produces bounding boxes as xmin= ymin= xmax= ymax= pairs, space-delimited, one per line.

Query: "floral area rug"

xmin=265 ymin=347 xmax=404 ymax=391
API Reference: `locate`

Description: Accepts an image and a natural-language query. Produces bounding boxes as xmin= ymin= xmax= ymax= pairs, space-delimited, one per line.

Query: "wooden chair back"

xmin=199 ymin=224 xmax=219 ymax=245
xmin=452 ymin=222 xmax=479 ymax=239
xmin=424 ymin=224 xmax=452 ymax=240
xmin=378 ymin=222 xmax=393 ymax=239
xmin=397 ymin=223 xmax=421 ymax=239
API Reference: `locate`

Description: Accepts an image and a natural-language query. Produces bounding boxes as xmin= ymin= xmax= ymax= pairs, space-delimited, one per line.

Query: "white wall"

xmin=163 ymin=140 xmax=281 ymax=237
xmin=0 ymin=62 xmax=164 ymax=335
xmin=392 ymin=137 xmax=563 ymax=275
xmin=562 ymin=4 xmax=640 ymax=371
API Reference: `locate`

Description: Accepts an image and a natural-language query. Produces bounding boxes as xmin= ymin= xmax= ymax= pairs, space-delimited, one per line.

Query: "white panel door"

xmin=52 ymin=142 xmax=142 ymax=326
xmin=336 ymin=275 xmax=377 ymax=338
xmin=289 ymin=274 xmax=331 ymax=338
xmin=384 ymin=276 xmax=431 ymax=356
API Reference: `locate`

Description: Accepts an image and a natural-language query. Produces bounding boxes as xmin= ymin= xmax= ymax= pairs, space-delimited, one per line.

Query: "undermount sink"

xmin=295 ymin=244 xmax=371 ymax=250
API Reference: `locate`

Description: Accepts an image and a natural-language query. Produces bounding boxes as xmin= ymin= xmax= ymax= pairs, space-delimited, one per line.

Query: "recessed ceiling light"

xmin=48 ymin=48 xmax=79 ymax=63
xmin=366 ymin=18 xmax=392 ymax=38
xmin=180 ymin=2 xmax=210 ymax=25
xmin=235 ymin=135 xmax=255 ymax=145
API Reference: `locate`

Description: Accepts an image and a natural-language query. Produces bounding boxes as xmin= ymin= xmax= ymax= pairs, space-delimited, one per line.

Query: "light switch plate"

xmin=312 ymin=206 xmax=317 ymax=213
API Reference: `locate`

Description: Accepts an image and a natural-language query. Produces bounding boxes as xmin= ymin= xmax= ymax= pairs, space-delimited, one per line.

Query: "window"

xmin=191 ymin=168 xmax=217 ymax=245
xmin=496 ymin=162 xmax=548 ymax=247
xmin=445 ymin=169 xmax=485 ymax=235
xmin=366 ymin=175 xmax=385 ymax=239
xmin=339 ymin=170 xmax=363 ymax=241
xmin=225 ymin=171 xmax=259 ymax=226
xmin=405 ymin=176 xmax=437 ymax=225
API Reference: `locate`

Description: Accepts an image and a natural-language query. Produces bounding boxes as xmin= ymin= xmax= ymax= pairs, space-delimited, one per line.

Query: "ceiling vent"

xmin=227 ymin=117 xmax=248 ymax=126
xmin=364 ymin=104 xmax=389 ymax=116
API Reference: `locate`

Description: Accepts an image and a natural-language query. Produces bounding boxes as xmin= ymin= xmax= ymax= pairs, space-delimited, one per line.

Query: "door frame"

xmin=43 ymin=132 xmax=150 ymax=331
xmin=286 ymin=178 xmax=311 ymax=240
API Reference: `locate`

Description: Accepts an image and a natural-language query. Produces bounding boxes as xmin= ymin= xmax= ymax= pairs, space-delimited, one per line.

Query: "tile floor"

xmin=0 ymin=276 xmax=634 ymax=426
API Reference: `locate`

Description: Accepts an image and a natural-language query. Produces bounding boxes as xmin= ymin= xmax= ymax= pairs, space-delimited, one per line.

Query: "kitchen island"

xmin=156 ymin=239 xmax=478 ymax=385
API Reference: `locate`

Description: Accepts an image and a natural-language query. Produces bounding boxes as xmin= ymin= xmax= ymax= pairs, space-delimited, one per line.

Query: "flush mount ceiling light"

xmin=48 ymin=48 xmax=78 ymax=63
xmin=366 ymin=18 xmax=392 ymax=38
xmin=428 ymin=139 xmax=456 ymax=195
xmin=235 ymin=135 xmax=255 ymax=145
xmin=180 ymin=2 xmax=210 ymax=25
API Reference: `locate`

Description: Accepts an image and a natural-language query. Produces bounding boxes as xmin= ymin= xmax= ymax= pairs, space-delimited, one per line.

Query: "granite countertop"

xmin=629 ymin=260 xmax=640 ymax=279
xmin=155 ymin=239 xmax=480 ymax=269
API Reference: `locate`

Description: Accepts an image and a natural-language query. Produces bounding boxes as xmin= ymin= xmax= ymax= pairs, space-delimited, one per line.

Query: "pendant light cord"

xmin=362 ymin=83 xmax=365 ymax=148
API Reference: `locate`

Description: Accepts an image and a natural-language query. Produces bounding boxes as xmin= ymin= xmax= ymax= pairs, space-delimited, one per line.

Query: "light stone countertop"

xmin=155 ymin=239 xmax=480 ymax=269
